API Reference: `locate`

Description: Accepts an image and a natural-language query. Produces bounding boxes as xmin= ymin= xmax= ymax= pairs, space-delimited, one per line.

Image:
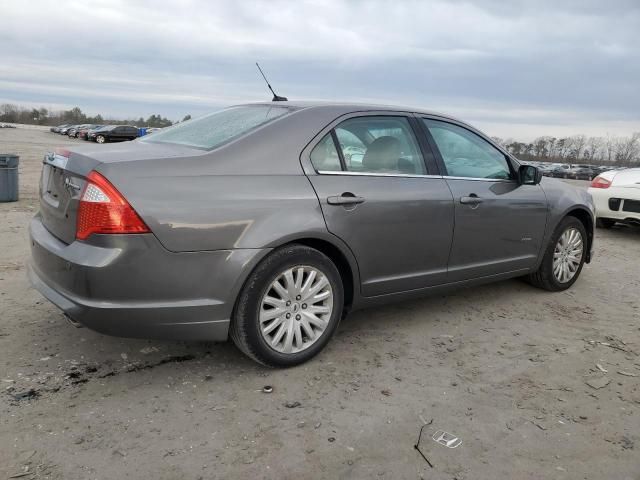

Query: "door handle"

xmin=460 ymin=195 xmax=483 ymax=205
xmin=327 ymin=193 xmax=365 ymax=205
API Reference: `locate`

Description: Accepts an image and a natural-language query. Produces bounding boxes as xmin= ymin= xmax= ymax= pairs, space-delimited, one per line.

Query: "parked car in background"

xmin=568 ymin=165 xmax=595 ymax=180
xmin=588 ymin=168 xmax=640 ymax=228
xmin=537 ymin=163 xmax=555 ymax=176
xmin=83 ymin=126 xmax=103 ymax=141
xmin=88 ymin=125 xmax=138 ymax=143
xmin=67 ymin=124 xmax=87 ymax=138
xmin=71 ymin=124 xmax=99 ymax=139
xmin=78 ymin=125 xmax=103 ymax=140
xmin=51 ymin=124 xmax=70 ymax=133
xmin=550 ymin=164 xmax=572 ymax=178
xmin=28 ymin=102 xmax=595 ymax=367
xmin=59 ymin=125 xmax=76 ymax=135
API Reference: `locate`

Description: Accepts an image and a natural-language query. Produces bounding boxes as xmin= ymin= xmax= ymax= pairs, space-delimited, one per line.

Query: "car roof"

xmin=235 ymin=100 xmax=467 ymax=124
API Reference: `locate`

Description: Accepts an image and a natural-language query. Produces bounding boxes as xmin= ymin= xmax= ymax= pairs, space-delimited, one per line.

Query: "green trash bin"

xmin=0 ymin=154 xmax=19 ymax=202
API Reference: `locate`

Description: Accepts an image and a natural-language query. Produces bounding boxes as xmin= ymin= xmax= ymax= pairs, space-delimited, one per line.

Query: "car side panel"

xmin=537 ymin=177 xmax=595 ymax=266
xmin=444 ymin=179 xmax=548 ymax=281
xmin=98 ymin=167 xmax=328 ymax=253
xmin=308 ymin=174 xmax=454 ymax=296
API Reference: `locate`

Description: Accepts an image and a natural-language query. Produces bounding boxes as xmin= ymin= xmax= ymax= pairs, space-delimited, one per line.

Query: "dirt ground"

xmin=1 ymin=127 xmax=639 ymax=480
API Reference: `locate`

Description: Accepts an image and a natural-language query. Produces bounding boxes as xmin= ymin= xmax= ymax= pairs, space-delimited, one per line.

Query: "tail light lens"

xmin=76 ymin=171 xmax=150 ymax=240
xmin=590 ymin=176 xmax=611 ymax=189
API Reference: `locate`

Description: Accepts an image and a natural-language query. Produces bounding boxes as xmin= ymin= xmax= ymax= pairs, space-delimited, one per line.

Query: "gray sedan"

xmin=28 ymin=102 xmax=595 ymax=366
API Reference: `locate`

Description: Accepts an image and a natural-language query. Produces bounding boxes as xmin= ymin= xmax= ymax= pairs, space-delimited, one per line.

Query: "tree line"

xmin=0 ymin=104 xmax=192 ymax=128
xmin=491 ymin=133 xmax=640 ymax=167
xmin=3 ymin=102 xmax=638 ymax=166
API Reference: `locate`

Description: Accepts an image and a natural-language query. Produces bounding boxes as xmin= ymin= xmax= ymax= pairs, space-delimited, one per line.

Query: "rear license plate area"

xmin=42 ymin=164 xmax=64 ymax=207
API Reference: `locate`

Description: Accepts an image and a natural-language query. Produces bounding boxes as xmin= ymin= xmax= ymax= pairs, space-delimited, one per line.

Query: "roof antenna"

xmin=256 ymin=62 xmax=288 ymax=102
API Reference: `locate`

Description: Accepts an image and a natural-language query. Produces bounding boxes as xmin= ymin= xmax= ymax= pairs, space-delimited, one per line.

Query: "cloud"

xmin=1 ymin=0 xmax=639 ymax=139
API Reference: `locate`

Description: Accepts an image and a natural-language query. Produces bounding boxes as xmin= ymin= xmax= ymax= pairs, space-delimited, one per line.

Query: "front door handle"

xmin=460 ymin=195 xmax=483 ymax=205
xmin=327 ymin=193 xmax=365 ymax=206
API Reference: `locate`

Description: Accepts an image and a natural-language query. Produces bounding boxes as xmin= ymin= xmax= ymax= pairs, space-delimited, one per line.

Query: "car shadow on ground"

xmin=601 ymin=223 xmax=640 ymax=236
xmin=26 ymin=276 xmax=537 ymax=379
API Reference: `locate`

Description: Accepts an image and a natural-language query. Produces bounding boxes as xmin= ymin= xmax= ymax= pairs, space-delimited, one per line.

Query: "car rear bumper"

xmin=589 ymin=187 xmax=640 ymax=223
xmin=28 ymin=215 xmax=269 ymax=341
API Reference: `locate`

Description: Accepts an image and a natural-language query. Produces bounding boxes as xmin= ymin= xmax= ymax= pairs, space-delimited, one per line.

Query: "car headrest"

xmin=362 ymin=136 xmax=401 ymax=171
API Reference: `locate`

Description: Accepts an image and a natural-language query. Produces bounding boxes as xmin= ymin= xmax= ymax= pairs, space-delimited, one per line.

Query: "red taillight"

xmin=590 ymin=176 xmax=611 ymax=189
xmin=76 ymin=171 xmax=150 ymax=240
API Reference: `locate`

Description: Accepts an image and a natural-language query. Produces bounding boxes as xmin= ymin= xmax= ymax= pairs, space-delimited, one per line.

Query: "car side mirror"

xmin=519 ymin=164 xmax=542 ymax=185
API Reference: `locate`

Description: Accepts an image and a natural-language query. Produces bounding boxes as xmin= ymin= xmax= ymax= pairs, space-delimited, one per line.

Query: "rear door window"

xmin=334 ymin=116 xmax=425 ymax=174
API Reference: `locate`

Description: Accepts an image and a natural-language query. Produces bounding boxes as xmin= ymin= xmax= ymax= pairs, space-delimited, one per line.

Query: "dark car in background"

xmin=570 ymin=165 xmax=596 ymax=180
xmin=88 ymin=125 xmax=138 ymax=143
xmin=550 ymin=164 xmax=571 ymax=178
xmin=28 ymin=102 xmax=595 ymax=367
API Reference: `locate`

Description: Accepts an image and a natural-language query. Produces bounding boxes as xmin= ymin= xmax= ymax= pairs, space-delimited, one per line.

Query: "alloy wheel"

xmin=552 ymin=227 xmax=584 ymax=283
xmin=259 ymin=265 xmax=333 ymax=354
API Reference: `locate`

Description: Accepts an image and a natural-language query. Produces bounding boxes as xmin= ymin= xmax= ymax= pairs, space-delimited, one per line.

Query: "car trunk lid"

xmin=38 ymin=142 xmax=205 ymax=244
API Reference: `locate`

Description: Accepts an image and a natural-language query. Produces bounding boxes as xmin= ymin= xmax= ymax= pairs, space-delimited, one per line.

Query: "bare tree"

xmin=584 ymin=137 xmax=603 ymax=163
xmin=615 ymin=132 xmax=640 ymax=166
xmin=604 ymin=134 xmax=617 ymax=163
xmin=569 ymin=135 xmax=587 ymax=161
xmin=533 ymin=137 xmax=549 ymax=158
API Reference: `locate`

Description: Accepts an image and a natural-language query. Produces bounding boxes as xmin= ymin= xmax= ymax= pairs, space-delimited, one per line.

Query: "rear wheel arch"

xmin=230 ymin=243 xmax=346 ymax=366
xmin=231 ymin=235 xmax=359 ymax=326
xmin=289 ymin=237 xmax=356 ymax=313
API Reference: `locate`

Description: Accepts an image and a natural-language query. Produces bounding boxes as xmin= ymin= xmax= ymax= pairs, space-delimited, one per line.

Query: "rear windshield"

xmin=140 ymin=105 xmax=292 ymax=149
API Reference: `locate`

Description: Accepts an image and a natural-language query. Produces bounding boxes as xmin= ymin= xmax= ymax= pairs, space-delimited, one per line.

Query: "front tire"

xmin=230 ymin=244 xmax=344 ymax=367
xmin=96 ymin=135 xmax=106 ymax=144
xmin=527 ymin=216 xmax=587 ymax=291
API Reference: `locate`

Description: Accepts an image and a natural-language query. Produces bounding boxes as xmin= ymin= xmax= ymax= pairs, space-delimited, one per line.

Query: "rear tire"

xmin=230 ymin=244 xmax=344 ymax=367
xmin=527 ymin=216 xmax=587 ymax=292
xmin=596 ymin=218 xmax=616 ymax=229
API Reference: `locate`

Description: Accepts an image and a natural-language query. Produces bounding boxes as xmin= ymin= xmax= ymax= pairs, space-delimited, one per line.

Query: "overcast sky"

xmin=1 ymin=0 xmax=639 ymax=140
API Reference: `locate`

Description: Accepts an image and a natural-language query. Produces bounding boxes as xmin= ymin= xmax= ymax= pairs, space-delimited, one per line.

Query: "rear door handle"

xmin=327 ymin=193 xmax=365 ymax=205
xmin=460 ymin=195 xmax=483 ymax=205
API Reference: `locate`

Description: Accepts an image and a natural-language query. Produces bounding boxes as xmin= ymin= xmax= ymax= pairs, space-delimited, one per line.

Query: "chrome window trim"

xmin=316 ymin=170 xmax=443 ymax=179
xmin=315 ymin=170 xmax=515 ymax=182
xmin=443 ymin=176 xmax=516 ymax=183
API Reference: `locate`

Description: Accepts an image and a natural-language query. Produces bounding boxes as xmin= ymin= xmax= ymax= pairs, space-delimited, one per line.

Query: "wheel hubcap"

xmin=552 ymin=227 xmax=584 ymax=283
xmin=259 ymin=266 xmax=333 ymax=354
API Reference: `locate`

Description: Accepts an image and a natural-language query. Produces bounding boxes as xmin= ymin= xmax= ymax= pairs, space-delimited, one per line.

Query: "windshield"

xmin=141 ymin=105 xmax=292 ymax=149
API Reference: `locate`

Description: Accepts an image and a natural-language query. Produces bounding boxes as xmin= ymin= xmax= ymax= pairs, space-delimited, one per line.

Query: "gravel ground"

xmin=1 ymin=128 xmax=639 ymax=480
